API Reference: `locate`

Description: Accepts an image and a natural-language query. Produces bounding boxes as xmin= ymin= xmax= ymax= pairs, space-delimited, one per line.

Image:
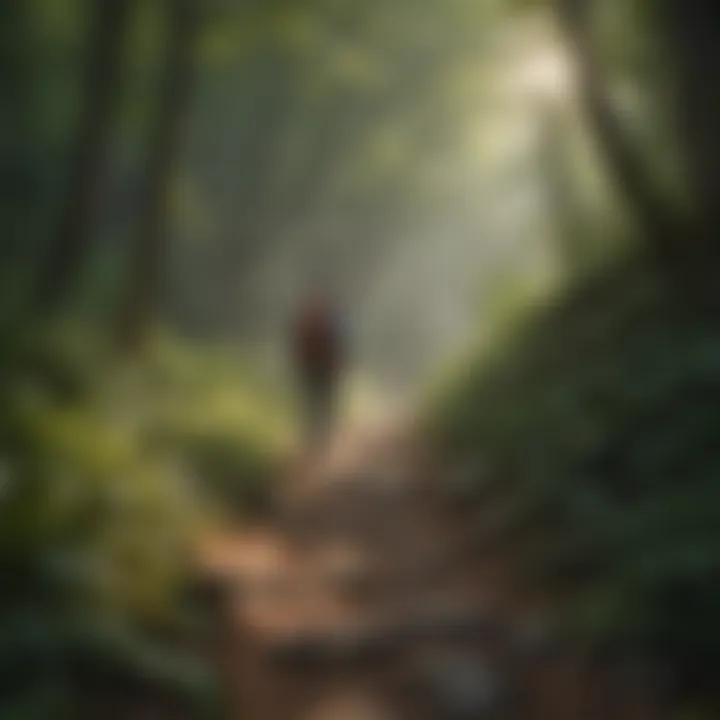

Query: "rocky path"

xmin=197 ymin=425 xmax=666 ymax=720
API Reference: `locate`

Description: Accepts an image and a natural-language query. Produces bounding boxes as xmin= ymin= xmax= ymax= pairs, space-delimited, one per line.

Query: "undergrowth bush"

xmin=0 ymin=329 xmax=288 ymax=717
xmin=428 ymin=257 xmax=720 ymax=693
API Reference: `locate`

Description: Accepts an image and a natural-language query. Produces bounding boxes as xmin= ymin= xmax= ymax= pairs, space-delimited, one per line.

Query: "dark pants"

xmin=299 ymin=367 xmax=338 ymax=445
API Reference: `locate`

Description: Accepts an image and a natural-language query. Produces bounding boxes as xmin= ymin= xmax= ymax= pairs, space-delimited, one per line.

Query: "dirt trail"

xmin=198 ymin=424 xmax=666 ymax=720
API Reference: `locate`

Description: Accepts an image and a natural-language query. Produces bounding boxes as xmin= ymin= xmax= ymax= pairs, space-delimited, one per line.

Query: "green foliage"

xmin=429 ymin=257 xmax=720 ymax=679
xmin=0 ymin=331 xmax=286 ymax=715
xmin=138 ymin=335 xmax=290 ymax=515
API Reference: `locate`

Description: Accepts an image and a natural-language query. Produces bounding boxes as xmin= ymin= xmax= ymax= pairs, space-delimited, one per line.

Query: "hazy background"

xmin=2 ymin=0 xmax=720 ymax=717
xmin=3 ymin=0 xmax=674 ymax=387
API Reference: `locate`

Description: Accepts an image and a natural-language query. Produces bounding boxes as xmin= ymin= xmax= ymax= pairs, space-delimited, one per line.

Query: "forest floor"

xmin=197 ymin=422 xmax=666 ymax=720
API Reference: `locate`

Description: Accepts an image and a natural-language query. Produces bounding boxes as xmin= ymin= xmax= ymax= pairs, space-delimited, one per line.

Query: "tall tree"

xmin=116 ymin=0 xmax=198 ymax=351
xmin=555 ymin=0 xmax=687 ymax=266
xmin=538 ymin=102 xmax=591 ymax=274
xmin=35 ymin=0 xmax=131 ymax=314
xmin=660 ymin=0 xmax=720 ymax=243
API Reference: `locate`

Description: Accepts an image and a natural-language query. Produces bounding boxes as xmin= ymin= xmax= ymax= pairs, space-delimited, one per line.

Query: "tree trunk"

xmin=555 ymin=0 xmax=687 ymax=268
xmin=115 ymin=0 xmax=197 ymax=352
xmin=35 ymin=0 xmax=130 ymax=314
xmin=539 ymin=102 xmax=589 ymax=274
xmin=661 ymin=0 xmax=720 ymax=241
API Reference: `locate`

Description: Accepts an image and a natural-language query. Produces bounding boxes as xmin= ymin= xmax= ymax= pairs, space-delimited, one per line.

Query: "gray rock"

xmin=413 ymin=651 xmax=504 ymax=718
xmin=399 ymin=598 xmax=498 ymax=641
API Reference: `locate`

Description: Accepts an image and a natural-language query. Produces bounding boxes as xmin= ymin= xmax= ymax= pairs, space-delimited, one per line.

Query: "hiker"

xmin=291 ymin=287 xmax=346 ymax=445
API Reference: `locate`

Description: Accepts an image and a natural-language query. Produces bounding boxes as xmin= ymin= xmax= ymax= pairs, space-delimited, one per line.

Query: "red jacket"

xmin=293 ymin=302 xmax=341 ymax=374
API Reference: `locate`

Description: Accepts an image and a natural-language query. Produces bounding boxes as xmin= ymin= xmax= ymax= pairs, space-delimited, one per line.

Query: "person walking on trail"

xmin=291 ymin=287 xmax=346 ymax=446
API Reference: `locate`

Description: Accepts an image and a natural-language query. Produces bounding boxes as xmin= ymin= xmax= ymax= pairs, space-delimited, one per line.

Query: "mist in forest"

xmin=154 ymin=7 xmax=608 ymax=391
xmin=3 ymin=0 xmax=720 ymax=718
xmin=2 ymin=0 xmax=639 ymax=390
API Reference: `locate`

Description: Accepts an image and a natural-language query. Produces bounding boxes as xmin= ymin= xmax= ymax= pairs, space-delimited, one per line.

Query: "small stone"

xmin=414 ymin=651 xmax=503 ymax=718
xmin=400 ymin=598 xmax=497 ymax=641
